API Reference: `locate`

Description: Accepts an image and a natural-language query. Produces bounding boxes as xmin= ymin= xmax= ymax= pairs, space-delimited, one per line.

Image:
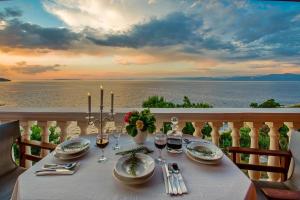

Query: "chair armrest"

xmin=262 ymin=188 xmax=300 ymax=200
xmin=229 ymin=147 xmax=292 ymax=181
xmin=19 ymin=136 xmax=57 ymax=151
xmin=229 ymin=147 xmax=291 ymax=157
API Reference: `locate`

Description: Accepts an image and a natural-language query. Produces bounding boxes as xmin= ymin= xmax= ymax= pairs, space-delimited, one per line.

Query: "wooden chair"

xmin=0 ymin=121 xmax=56 ymax=200
xmin=229 ymin=131 xmax=300 ymax=200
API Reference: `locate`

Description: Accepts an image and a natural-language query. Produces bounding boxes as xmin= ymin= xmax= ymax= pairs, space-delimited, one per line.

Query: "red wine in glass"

xmin=155 ymin=140 xmax=167 ymax=149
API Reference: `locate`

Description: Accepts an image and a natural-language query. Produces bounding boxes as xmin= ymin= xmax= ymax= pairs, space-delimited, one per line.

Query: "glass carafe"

xmin=166 ymin=117 xmax=183 ymax=153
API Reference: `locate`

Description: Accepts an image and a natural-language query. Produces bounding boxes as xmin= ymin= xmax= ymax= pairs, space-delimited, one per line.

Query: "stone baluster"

xmin=228 ymin=121 xmax=244 ymax=163
xmin=155 ymin=118 xmax=164 ymax=133
xmin=246 ymin=122 xmax=261 ymax=180
xmin=178 ymin=121 xmax=186 ymax=132
xmin=57 ymin=121 xmax=70 ymax=142
xmin=208 ymin=122 xmax=223 ymax=146
xmin=265 ymin=122 xmax=282 ymax=181
xmin=20 ymin=121 xmax=32 ymax=168
xmin=193 ymin=121 xmax=205 ymax=138
xmin=77 ymin=121 xmax=89 ymax=135
xmin=37 ymin=121 xmax=50 ymax=157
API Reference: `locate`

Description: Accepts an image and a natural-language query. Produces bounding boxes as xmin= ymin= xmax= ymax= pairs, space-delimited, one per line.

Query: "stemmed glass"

xmin=154 ymin=132 xmax=167 ymax=164
xmin=96 ymin=133 xmax=109 ymax=163
xmin=112 ymin=125 xmax=124 ymax=150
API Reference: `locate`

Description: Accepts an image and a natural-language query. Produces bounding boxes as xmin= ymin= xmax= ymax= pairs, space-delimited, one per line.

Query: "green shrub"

xmin=182 ymin=122 xmax=195 ymax=135
xmin=30 ymin=124 xmax=42 ymax=155
xmin=201 ymin=123 xmax=212 ymax=138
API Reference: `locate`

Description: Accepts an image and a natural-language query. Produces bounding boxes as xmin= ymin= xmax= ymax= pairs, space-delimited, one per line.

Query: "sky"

xmin=0 ymin=0 xmax=300 ymax=80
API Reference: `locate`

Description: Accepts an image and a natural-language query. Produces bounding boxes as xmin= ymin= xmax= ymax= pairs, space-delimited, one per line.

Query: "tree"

xmin=250 ymin=99 xmax=281 ymax=108
xmin=142 ymin=96 xmax=175 ymax=108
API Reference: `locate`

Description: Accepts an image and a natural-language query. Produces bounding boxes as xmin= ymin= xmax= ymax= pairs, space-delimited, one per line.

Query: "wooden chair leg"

xmin=19 ymin=143 xmax=26 ymax=168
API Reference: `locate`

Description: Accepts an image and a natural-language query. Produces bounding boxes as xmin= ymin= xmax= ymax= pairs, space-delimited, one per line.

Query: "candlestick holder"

xmin=86 ymin=106 xmax=114 ymax=138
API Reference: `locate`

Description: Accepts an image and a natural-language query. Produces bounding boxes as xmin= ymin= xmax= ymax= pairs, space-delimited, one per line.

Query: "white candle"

xmin=100 ymin=85 xmax=103 ymax=107
xmin=111 ymin=91 xmax=114 ymax=114
xmin=88 ymin=92 xmax=91 ymax=113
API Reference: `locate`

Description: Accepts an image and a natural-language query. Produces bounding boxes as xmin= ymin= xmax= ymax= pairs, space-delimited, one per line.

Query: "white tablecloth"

xmin=11 ymin=134 xmax=256 ymax=200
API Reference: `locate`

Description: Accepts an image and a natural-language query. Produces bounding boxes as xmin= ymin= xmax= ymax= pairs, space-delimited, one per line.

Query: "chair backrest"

xmin=288 ymin=131 xmax=300 ymax=190
xmin=0 ymin=121 xmax=20 ymax=177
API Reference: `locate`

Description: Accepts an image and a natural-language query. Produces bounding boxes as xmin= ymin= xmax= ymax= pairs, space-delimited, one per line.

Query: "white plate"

xmin=186 ymin=141 xmax=223 ymax=161
xmin=55 ymin=138 xmax=90 ymax=155
xmin=114 ymin=153 xmax=155 ymax=179
xmin=185 ymin=148 xmax=221 ymax=165
xmin=54 ymin=146 xmax=89 ymax=160
xmin=113 ymin=169 xmax=154 ymax=185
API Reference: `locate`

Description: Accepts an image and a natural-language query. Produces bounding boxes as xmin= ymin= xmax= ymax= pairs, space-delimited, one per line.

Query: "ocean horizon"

xmin=0 ymin=80 xmax=300 ymax=108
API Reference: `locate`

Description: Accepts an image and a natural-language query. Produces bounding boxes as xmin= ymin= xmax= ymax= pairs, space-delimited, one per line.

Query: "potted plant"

xmin=124 ymin=109 xmax=156 ymax=144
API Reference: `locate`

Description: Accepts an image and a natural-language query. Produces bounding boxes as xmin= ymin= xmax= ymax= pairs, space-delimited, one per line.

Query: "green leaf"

xmin=126 ymin=124 xmax=138 ymax=137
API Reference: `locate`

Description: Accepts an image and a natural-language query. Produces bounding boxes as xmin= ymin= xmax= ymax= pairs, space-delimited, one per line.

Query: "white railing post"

xmin=20 ymin=121 xmax=32 ymax=168
xmin=77 ymin=121 xmax=89 ymax=135
xmin=194 ymin=121 xmax=205 ymax=138
xmin=228 ymin=121 xmax=243 ymax=163
xmin=37 ymin=121 xmax=50 ymax=157
xmin=209 ymin=122 xmax=223 ymax=146
xmin=57 ymin=121 xmax=70 ymax=142
xmin=246 ymin=122 xmax=261 ymax=180
xmin=265 ymin=121 xmax=282 ymax=181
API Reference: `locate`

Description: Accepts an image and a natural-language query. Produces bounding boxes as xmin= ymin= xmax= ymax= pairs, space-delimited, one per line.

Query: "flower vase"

xmin=133 ymin=130 xmax=148 ymax=144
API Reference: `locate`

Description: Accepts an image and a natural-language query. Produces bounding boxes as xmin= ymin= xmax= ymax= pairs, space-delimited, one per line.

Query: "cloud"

xmin=43 ymin=0 xmax=180 ymax=32
xmin=0 ymin=7 xmax=22 ymax=19
xmin=0 ymin=19 xmax=80 ymax=49
xmin=87 ymin=12 xmax=235 ymax=53
xmin=11 ymin=62 xmax=62 ymax=74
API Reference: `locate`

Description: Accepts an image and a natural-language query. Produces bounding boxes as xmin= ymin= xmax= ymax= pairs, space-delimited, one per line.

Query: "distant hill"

xmin=164 ymin=73 xmax=300 ymax=81
xmin=0 ymin=78 xmax=10 ymax=82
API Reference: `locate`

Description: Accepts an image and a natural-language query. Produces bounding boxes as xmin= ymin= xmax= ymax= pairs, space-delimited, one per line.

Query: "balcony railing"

xmin=1 ymin=107 xmax=300 ymax=182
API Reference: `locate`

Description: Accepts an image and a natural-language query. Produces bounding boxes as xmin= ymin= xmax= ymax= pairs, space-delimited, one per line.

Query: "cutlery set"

xmin=35 ymin=162 xmax=78 ymax=176
xmin=162 ymin=163 xmax=188 ymax=195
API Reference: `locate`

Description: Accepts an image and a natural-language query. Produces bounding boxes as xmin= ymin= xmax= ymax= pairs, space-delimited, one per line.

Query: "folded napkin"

xmin=115 ymin=146 xmax=153 ymax=156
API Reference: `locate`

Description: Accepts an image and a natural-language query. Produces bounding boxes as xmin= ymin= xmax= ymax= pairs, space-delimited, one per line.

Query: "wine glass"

xmin=112 ymin=125 xmax=124 ymax=150
xmin=96 ymin=133 xmax=109 ymax=163
xmin=154 ymin=132 xmax=167 ymax=164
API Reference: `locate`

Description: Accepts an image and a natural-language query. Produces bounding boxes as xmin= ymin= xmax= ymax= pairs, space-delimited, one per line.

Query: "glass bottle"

xmin=166 ymin=117 xmax=183 ymax=153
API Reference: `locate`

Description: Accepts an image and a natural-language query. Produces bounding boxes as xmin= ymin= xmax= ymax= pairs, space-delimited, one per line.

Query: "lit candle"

xmin=100 ymin=85 xmax=103 ymax=107
xmin=111 ymin=91 xmax=114 ymax=114
xmin=88 ymin=92 xmax=91 ymax=114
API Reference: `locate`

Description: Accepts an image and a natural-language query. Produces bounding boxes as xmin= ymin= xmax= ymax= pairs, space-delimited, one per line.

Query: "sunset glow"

xmin=0 ymin=0 xmax=300 ymax=80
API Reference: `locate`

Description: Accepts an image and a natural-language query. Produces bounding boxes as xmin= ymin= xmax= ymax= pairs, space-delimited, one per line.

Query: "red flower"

xmin=124 ymin=112 xmax=132 ymax=123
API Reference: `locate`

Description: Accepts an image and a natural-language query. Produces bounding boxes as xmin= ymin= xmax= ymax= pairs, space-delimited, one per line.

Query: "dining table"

xmin=11 ymin=134 xmax=257 ymax=200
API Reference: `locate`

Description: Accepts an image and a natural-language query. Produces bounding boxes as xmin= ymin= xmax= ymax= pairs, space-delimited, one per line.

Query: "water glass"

xmin=112 ymin=125 xmax=124 ymax=150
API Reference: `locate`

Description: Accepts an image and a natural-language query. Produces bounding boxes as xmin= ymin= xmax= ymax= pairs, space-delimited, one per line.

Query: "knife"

xmin=161 ymin=165 xmax=169 ymax=194
xmin=168 ymin=163 xmax=178 ymax=195
xmin=164 ymin=164 xmax=174 ymax=195
xmin=172 ymin=163 xmax=188 ymax=194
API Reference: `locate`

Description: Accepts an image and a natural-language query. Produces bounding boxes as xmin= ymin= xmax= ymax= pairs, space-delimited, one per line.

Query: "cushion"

xmin=0 ymin=167 xmax=26 ymax=200
xmin=0 ymin=121 xmax=20 ymax=177
xmin=287 ymin=131 xmax=300 ymax=190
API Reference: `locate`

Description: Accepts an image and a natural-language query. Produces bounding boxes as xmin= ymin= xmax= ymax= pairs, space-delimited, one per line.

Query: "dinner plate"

xmin=186 ymin=141 xmax=223 ymax=161
xmin=114 ymin=153 xmax=155 ymax=179
xmin=54 ymin=146 xmax=90 ymax=160
xmin=55 ymin=138 xmax=90 ymax=155
xmin=185 ymin=148 xmax=221 ymax=165
xmin=113 ymin=169 xmax=154 ymax=185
